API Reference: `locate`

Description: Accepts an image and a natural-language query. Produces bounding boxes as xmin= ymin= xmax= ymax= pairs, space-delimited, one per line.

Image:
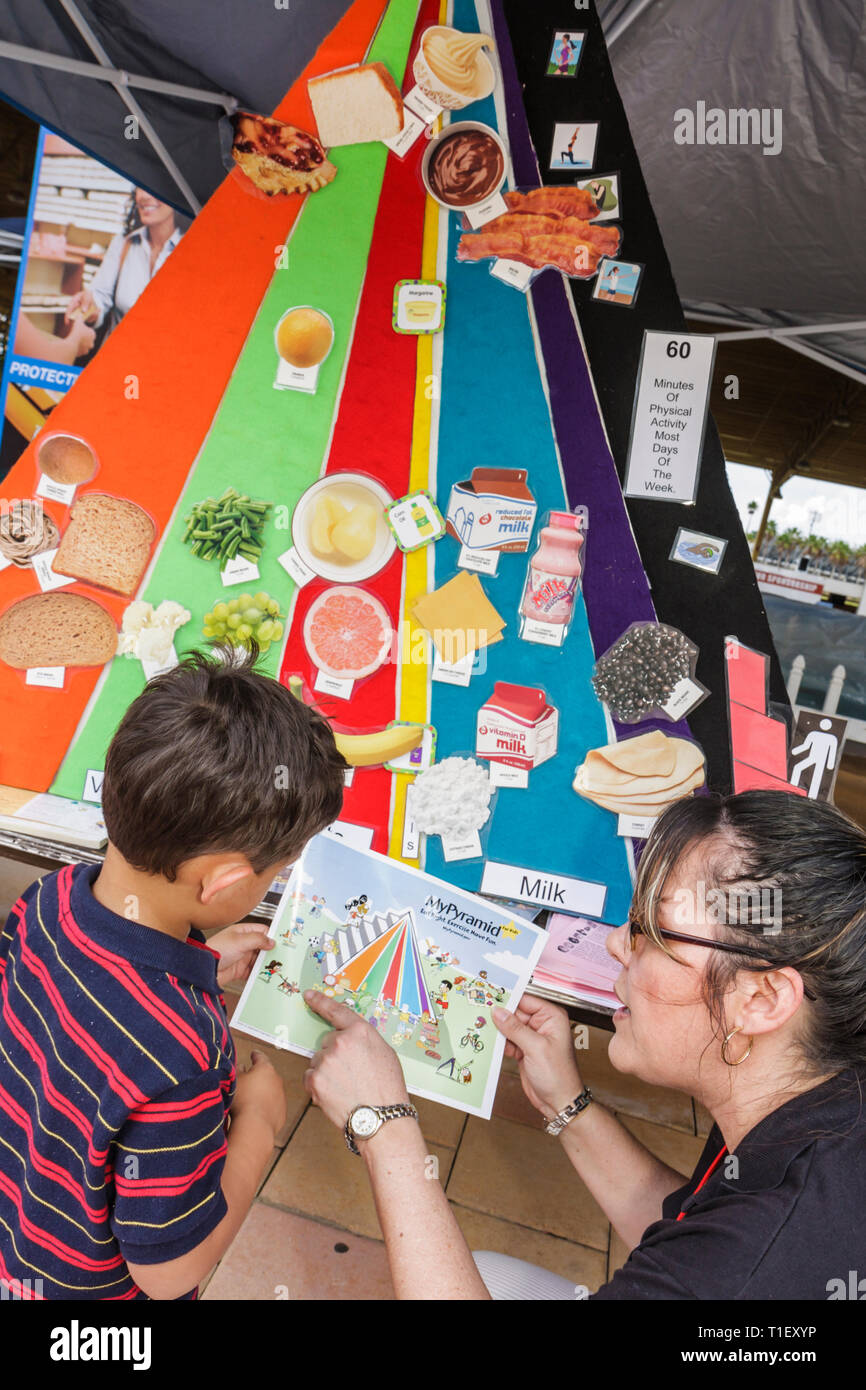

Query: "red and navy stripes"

xmin=0 ymin=864 xmax=235 ymax=1299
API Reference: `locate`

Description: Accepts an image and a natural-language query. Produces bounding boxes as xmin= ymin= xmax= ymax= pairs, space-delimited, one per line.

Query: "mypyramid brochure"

xmin=232 ymin=832 xmax=548 ymax=1118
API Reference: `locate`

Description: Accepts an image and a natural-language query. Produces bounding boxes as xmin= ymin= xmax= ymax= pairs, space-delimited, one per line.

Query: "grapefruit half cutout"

xmin=303 ymin=585 xmax=392 ymax=680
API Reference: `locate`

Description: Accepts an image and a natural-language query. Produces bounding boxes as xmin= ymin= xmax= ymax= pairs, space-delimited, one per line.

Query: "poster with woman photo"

xmin=0 ymin=129 xmax=188 ymax=480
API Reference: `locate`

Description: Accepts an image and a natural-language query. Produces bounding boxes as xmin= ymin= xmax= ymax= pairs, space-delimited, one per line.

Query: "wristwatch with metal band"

xmin=544 ymin=1086 xmax=594 ymax=1136
xmin=344 ymin=1102 xmax=419 ymax=1155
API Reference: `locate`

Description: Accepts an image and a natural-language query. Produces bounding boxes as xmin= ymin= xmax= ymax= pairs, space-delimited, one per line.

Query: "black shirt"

xmin=592 ymin=1068 xmax=866 ymax=1299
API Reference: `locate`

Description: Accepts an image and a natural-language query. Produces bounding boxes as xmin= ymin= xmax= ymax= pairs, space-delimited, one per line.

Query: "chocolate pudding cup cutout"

xmin=274 ymin=306 xmax=334 ymax=370
xmin=413 ymin=26 xmax=497 ymax=111
xmin=36 ymin=432 xmax=99 ymax=488
xmin=421 ymin=121 xmax=507 ymax=211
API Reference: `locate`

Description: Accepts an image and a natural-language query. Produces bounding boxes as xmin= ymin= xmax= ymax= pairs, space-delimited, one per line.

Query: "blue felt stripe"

xmin=422 ymin=0 xmax=633 ymax=924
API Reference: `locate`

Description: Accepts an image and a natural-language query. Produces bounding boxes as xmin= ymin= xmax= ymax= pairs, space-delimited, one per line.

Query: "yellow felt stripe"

xmin=388 ymin=175 xmax=442 ymax=863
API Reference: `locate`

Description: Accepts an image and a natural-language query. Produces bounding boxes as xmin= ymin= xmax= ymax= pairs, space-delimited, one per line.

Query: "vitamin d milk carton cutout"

xmin=476 ymin=682 xmax=559 ymax=790
xmin=446 ymin=467 xmax=537 ymax=553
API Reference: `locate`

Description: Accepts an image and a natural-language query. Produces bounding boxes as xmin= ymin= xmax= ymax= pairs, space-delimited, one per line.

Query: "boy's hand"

xmin=232 ymin=1050 xmax=287 ymax=1137
xmin=209 ymin=922 xmax=275 ymax=986
xmin=303 ymin=989 xmax=409 ymax=1130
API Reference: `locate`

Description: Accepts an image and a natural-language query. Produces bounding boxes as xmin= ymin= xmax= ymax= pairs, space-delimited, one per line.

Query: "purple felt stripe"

xmin=489 ymin=0 xmax=692 ymax=747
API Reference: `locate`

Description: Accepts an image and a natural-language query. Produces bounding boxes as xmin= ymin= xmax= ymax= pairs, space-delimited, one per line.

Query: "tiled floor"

xmin=204 ymin=1001 xmax=711 ymax=1300
xmin=0 ymin=859 xmax=710 ymax=1301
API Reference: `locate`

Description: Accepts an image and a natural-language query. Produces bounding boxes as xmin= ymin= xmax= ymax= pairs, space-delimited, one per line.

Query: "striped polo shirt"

xmin=0 ymin=863 xmax=236 ymax=1300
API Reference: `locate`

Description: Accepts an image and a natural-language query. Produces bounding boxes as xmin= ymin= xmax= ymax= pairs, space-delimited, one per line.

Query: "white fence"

xmin=786 ymin=655 xmax=866 ymax=743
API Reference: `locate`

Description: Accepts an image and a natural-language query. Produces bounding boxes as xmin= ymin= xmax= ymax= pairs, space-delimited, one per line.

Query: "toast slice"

xmin=0 ymin=593 xmax=117 ymax=669
xmin=54 ymin=493 xmax=155 ymax=597
xmin=308 ymin=63 xmax=404 ymax=147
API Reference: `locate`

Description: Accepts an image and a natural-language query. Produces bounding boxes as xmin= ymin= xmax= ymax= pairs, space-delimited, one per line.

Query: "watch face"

xmin=350 ymin=1106 xmax=380 ymax=1139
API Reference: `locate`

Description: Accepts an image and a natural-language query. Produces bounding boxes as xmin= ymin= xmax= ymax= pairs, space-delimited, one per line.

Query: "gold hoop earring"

xmin=721 ymin=1026 xmax=753 ymax=1067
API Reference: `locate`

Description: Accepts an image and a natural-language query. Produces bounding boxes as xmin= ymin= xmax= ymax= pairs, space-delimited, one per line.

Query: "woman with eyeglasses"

xmin=303 ymin=790 xmax=866 ymax=1299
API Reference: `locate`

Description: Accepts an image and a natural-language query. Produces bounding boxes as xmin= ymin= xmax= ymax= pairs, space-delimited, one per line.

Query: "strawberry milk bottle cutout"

xmin=520 ymin=510 xmax=585 ymax=642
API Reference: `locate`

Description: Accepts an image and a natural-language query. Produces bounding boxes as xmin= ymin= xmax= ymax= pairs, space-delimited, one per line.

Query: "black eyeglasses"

xmin=627 ymin=917 xmax=816 ymax=1001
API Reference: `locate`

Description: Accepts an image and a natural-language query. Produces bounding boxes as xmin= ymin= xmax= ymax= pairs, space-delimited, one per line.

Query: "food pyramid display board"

xmin=1 ymin=0 xmax=779 ymax=927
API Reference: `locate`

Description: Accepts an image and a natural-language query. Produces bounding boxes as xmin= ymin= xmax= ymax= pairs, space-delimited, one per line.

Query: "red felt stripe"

xmin=279 ymin=0 xmax=437 ymax=852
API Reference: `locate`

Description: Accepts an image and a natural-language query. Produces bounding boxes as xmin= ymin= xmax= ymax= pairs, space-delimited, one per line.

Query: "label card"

xmin=458 ymin=544 xmax=499 ymax=576
xmin=432 ymin=647 xmax=475 ymax=686
xmin=343 ymin=767 xmax=355 ymax=788
xmin=401 ymin=802 xmax=420 ymax=859
xmin=274 ymin=357 xmax=321 ymax=395
xmin=26 ymin=666 xmax=64 ymax=688
xmin=141 ymin=645 xmax=179 ymax=682
xmin=322 ymin=820 xmax=373 ymax=851
xmin=314 ymin=668 xmax=354 ymax=701
xmin=382 ymin=108 xmax=426 ymax=157
xmin=392 ymin=280 xmax=446 ymax=335
xmin=386 ymin=490 xmax=446 ymax=551
xmin=403 ymin=83 xmax=442 ymax=125
xmin=385 ymin=724 xmax=437 ymax=774
xmin=490 ymin=258 xmax=534 ymax=292
xmin=624 ymin=331 xmax=717 ymax=504
xmin=33 ymin=548 xmax=73 ymax=592
xmin=464 ymin=191 xmax=508 ymax=229
xmin=278 ymin=546 xmax=316 ymax=587
xmin=441 ymin=828 xmax=483 ymax=862
xmin=82 ymin=769 xmax=104 ymax=804
xmin=661 ymin=676 xmax=706 ymax=720
xmin=220 ymin=554 xmax=260 ymax=587
xmin=480 ymin=860 xmax=607 ymax=917
xmin=36 ymin=474 xmax=76 ymax=506
xmin=488 ymin=762 xmax=529 ymax=789
xmin=520 ymin=616 xmax=565 ymax=647
xmin=617 ymin=813 xmax=657 ymax=839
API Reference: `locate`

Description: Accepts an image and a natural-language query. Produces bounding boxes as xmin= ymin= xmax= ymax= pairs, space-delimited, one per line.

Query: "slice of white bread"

xmin=308 ymin=63 xmax=404 ymax=147
xmin=54 ymin=493 xmax=155 ymax=597
xmin=0 ymin=593 xmax=117 ymax=669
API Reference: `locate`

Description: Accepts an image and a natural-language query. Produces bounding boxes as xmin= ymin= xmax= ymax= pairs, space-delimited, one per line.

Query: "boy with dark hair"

xmin=0 ymin=647 xmax=346 ymax=1300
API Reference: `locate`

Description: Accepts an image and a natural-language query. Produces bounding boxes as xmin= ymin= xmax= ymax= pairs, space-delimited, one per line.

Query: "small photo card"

xmin=591 ymin=258 xmax=644 ymax=308
xmin=577 ymin=172 xmax=621 ymax=220
xmin=392 ymin=280 xmax=446 ymax=335
xmin=386 ymin=490 xmax=446 ymax=551
xmin=670 ymin=527 xmax=728 ymax=576
xmin=546 ymin=30 xmax=586 ymax=78
xmin=550 ymin=122 xmax=598 ymax=171
xmin=384 ymin=723 xmax=437 ymax=774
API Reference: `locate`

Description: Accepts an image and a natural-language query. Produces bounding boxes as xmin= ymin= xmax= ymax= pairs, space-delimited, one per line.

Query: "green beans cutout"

xmin=181 ymin=486 xmax=272 ymax=570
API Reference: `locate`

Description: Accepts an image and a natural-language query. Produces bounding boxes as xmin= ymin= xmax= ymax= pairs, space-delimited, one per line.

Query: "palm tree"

xmin=776 ymin=528 xmax=803 ymax=564
xmin=827 ymin=539 xmax=852 ymax=573
xmin=854 ymin=543 xmax=866 ymax=579
xmin=747 ymin=500 xmax=759 ymax=522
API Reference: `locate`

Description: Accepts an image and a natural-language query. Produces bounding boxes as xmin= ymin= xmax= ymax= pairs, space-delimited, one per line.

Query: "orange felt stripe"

xmin=0 ymin=0 xmax=389 ymax=793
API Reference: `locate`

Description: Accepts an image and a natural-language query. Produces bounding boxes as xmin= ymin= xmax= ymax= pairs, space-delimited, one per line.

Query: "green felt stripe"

xmin=52 ymin=0 xmax=420 ymax=800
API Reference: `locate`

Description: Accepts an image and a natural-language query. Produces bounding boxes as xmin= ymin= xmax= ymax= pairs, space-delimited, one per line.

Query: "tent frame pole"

xmin=0 ymin=40 xmax=237 ymax=109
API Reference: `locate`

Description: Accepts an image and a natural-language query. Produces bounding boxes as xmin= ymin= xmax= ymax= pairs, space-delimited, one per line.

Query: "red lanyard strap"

xmin=676 ymin=1144 xmax=727 ymax=1221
